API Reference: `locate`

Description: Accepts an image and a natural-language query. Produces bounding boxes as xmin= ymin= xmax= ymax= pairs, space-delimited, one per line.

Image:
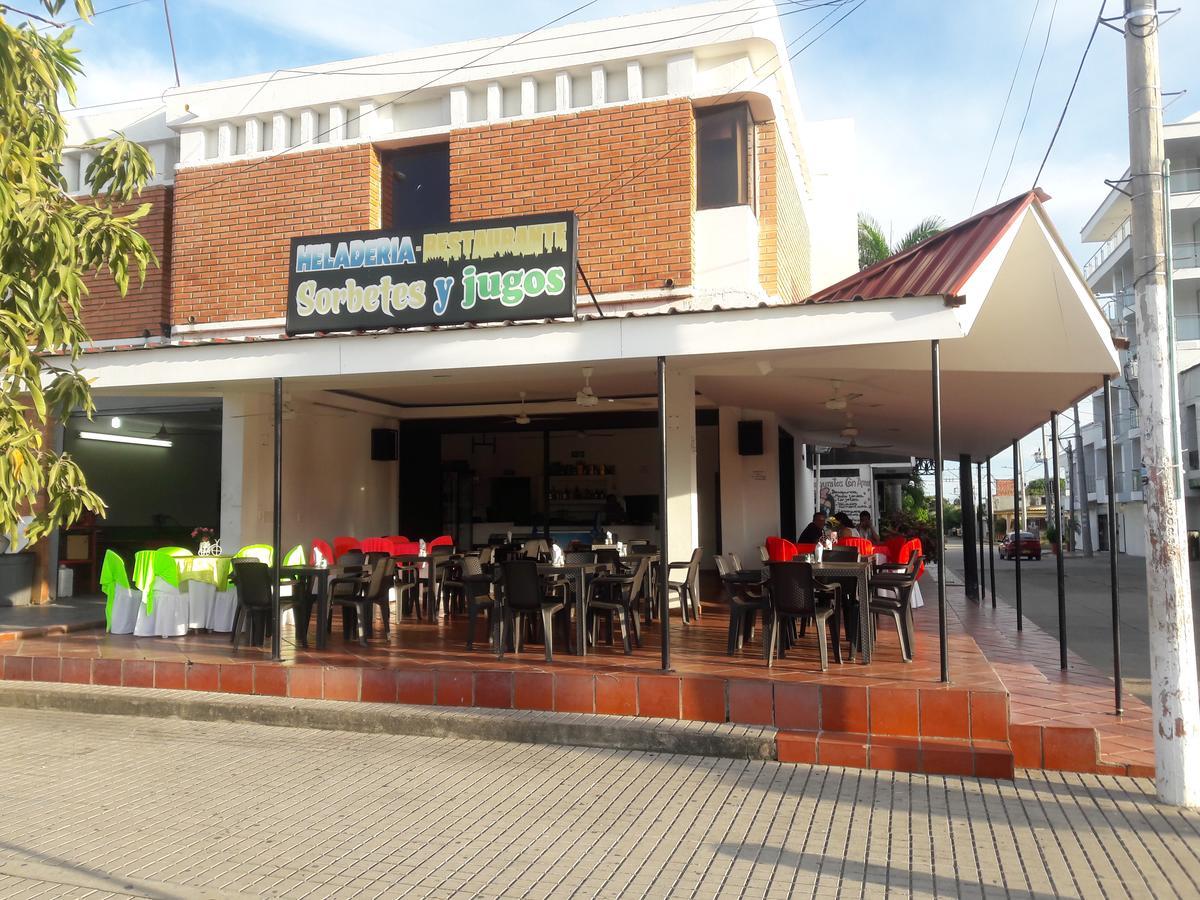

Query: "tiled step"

xmin=776 ymin=729 xmax=1014 ymax=779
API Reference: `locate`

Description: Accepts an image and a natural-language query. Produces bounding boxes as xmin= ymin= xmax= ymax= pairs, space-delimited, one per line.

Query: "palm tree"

xmin=857 ymin=214 xmax=946 ymax=270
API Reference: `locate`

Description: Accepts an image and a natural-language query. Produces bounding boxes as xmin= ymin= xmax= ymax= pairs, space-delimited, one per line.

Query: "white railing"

xmin=1084 ymin=216 xmax=1132 ymax=279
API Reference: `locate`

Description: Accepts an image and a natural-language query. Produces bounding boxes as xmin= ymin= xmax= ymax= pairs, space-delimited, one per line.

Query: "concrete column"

xmin=626 ymin=61 xmax=643 ymax=101
xmin=449 ymin=88 xmax=469 ymax=126
xmin=590 ymin=66 xmax=606 ymax=105
xmin=554 ymin=72 xmax=571 ymax=112
xmin=520 ymin=77 xmax=537 ymax=116
xmin=298 ymin=108 xmax=318 ymax=145
xmin=666 ymin=53 xmax=695 ymax=95
xmin=216 ymin=123 xmax=236 ymax=158
xmin=221 ymin=392 xmax=272 ymax=552
xmin=271 ymin=113 xmax=290 ymax=151
xmin=663 ymin=365 xmax=698 ymax=566
xmin=243 ymin=118 xmax=262 ymax=154
xmin=178 ymin=130 xmax=204 ymax=166
xmin=797 ymin=444 xmax=815 ymax=522
xmin=486 ymin=82 xmax=502 ymax=121
xmin=718 ymin=406 xmax=780 ymax=566
xmin=328 ymin=105 xmax=347 ymax=142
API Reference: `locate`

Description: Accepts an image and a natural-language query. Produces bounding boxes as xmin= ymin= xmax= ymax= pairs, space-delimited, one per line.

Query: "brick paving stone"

xmin=0 ymin=707 xmax=1197 ymax=898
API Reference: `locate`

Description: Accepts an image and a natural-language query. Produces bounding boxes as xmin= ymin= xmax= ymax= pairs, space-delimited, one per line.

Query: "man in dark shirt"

xmin=797 ymin=512 xmax=827 ymax=545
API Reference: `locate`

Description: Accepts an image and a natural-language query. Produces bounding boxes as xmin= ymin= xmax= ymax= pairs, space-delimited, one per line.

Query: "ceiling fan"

xmin=576 ymin=367 xmax=600 ymax=407
xmin=821 ymin=380 xmax=863 ymax=411
xmin=514 ymin=391 xmax=533 ymax=425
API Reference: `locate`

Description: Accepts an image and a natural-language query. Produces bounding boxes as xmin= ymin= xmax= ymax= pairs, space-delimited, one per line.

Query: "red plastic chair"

xmin=332 ymin=536 xmax=361 ymax=561
xmin=765 ymin=536 xmax=799 ymax=562
xmin=905 ymin=539 xmax=926 ymax=578
xmin=311 ymin=539 xmax=334 ymax=567
xmin=794 ymin=543 xmax=818 ymax=556
xmin=360 ymin=537 xmax=392 ymax=554
xmin=882 ymin=535 xmax=907 ymax=563
xmin=428 ymin=535 xmax=454 ymax=550
xmin=837 ymin=536 xmax=874 ymax=558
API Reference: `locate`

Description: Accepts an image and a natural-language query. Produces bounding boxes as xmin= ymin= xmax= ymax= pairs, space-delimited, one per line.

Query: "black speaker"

xmin=371 ymin=428 xmax=398 ymax=461
xmin=737 ymin=420 xmax=763 ymax=456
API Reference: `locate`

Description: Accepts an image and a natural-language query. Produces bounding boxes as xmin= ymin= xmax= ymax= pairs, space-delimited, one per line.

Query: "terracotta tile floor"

xmin=0 ymin=574 xmax=1155 ymax=775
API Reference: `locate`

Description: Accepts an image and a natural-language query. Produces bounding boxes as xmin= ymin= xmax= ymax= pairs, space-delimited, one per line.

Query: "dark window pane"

xmin=696 ymin=105 xmax=752 ymax=210
xmin=387 ymin=144 xmax=450 ymax=228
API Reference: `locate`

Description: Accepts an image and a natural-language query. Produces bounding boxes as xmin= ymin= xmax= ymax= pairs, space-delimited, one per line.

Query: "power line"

xmin=36 ymin=0 xmax=153 ymax=30
xmin=1030 ymin=0 xmax=1106 ymax=188
xmin=574 ymin=0 xmax=865 ymax=219
xmin=970 ymin=0 xmax=1040 ymax=214
xmin=63 ymin=0 xmax=841 ymax=111
xmin=995 ymin=0 xmax=1060 ymax=202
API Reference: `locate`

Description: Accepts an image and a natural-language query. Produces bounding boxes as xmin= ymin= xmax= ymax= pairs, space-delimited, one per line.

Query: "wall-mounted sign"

xmin=818 ymin=475 xmax=874 ymax=519
xmin=286 ymin=211 xmax=577 ymax=335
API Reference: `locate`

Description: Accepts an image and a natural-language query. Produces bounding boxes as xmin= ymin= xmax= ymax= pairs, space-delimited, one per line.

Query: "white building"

xmin=1072 ymin=108 xmax=1200 ymax=556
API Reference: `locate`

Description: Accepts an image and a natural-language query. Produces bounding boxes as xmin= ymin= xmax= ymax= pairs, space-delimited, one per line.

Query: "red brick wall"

xmin=171 ymin=145 xmax=382 ymax=324
xmin=79 ymin=186 xmax=173 ymax=341
xmin=450 ymin=99 xmax=694 ymax=295
xmin=756 ymin=123 xmax=778 ymax=297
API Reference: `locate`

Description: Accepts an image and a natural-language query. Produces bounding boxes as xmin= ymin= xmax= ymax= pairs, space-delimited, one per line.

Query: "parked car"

xmin=1000 ymin=531 xmax=1042 ymax=561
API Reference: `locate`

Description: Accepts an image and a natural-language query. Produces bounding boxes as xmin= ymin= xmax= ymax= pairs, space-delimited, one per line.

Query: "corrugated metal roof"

xmin=804 ymin=190 xmax=1050 ymax=306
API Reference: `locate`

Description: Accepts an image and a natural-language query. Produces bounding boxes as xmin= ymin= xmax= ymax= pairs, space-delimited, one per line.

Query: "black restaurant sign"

xmin=286 ymin=211 xmax=577 ymax=335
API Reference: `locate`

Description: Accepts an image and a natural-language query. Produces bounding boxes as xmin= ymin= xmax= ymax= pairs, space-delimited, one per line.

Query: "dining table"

xmin=393 ymin=553 xmax=455 ymax=621
xmin=282 ymin=564 xmax=331 ymax=649
xmin=808 ymin=557 xmax=874 ymax=663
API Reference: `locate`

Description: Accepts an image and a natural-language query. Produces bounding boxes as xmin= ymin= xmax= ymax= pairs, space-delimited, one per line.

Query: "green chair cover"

xmin=159 ymin=546 xmax=193 ymax=558
xmin=283 ymin=544 xmax=306 ymax=566
xmin=236 ymin=543 xmax=273 ymax=565
xmin=99 ymin=550 xmax=130 ymax=629
xmin=135 ymin=547 xmax=182 ymax=614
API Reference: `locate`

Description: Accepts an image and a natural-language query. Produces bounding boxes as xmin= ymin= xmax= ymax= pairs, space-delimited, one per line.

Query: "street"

xmin=944 ymin=541 xmax=1200 ymax=705
xmin=0 ymin=708 xmax=1198 ymax=899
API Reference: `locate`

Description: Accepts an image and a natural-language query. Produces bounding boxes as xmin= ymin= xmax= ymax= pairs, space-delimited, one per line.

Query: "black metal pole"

xmin=977 ymin=461 xmax=986 ymax=602
xmin=657 ymin=356 xmax=671 ymax=672
xmin=1051 ymin=413 xmax=1068 ymax=669
xmin=986 ymin=457 xmax=996 ymax=607
xmin=1103 ymin=375 xmax=1122 ymax=715
xmin=959 ymin=453 xmax=978 ymax=602
xmin=271 ymin=377 xmax=283 ymax=661
xmin=1013 ymin=438 xmax=1022 ymax=631
xmin=932 ymin=341 xmax=948 ymax=683
xmin=542 ymin=429 xmax=551 ymax=541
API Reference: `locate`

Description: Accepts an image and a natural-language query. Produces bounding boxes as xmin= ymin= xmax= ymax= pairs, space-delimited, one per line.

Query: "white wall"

xmin=221 ymin=392 xmax=399 ymax=552
xmin=800 ymin=117 xmax=857 ymax=291
xmin=694 ymin=206 xmax=761 ymax=297
xmin=718 ymin=406 xmax=780 ymax=565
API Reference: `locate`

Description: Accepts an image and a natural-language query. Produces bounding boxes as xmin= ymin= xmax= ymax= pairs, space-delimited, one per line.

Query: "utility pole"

xmin=1065 ymin=439 xmax=1077 ymax=552
xmin=1040 ymin=424 xmax=1052 ymax=532
xmin=1124 ymin=0 xmax=1199 ymax=806
xmin=1074 ymin=404 xmax=1094 ymax=557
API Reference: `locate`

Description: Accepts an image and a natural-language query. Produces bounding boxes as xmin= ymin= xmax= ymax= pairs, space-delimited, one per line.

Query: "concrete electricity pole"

xmin=1123 ymin=0 xmax=1199 ymax=806
xmin=1074 ymin=404 xmax=1094 ymax=557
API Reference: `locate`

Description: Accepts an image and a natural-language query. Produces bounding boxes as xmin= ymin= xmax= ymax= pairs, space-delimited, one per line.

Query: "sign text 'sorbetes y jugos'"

xmin=286 ymin=211 xmax=577 ymax=334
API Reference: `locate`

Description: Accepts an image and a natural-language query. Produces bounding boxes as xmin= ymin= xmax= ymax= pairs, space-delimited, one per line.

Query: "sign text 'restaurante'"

xmin=285 ymin=212 xmax=576 ymax=334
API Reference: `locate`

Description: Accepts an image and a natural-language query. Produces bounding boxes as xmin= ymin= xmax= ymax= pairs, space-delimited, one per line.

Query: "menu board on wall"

xmin=818 ymin=474 xmax=875 ymax=519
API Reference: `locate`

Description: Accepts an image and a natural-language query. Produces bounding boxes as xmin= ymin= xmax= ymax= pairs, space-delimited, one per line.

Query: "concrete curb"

xmin=0 ymin=681 xmax=777 ymax=761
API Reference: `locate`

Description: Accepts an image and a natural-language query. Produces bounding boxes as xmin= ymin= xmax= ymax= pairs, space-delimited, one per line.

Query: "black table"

xmin=394 ymin=554 xmax=454 ymax=621
xmin=282 ymin=565 xmax=330 ymax=650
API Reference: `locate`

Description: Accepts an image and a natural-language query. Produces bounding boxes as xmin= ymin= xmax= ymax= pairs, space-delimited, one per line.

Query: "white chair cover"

xmin=209 ymin=586 xmax=238 ymax=632
xmin=186 ymin=581 xmax=216 ymax=631
xmin=133 ymin=577 xmax=189 ymax=637
xmin=108 ymin=586 xmax=141 ymax=635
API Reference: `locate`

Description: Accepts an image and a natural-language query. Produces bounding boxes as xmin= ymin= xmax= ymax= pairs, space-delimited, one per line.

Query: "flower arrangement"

xmin=191 ymin=527 xmax=215 ymax=542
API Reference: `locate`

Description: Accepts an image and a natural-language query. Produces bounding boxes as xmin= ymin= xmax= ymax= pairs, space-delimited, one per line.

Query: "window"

xmin=696 ymin=104 xmax=754 ymax=210
xmin=386 ymin=144 xmax=450 ymax=229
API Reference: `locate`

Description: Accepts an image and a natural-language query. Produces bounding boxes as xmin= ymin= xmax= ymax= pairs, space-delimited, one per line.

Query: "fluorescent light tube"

xmin=79 ymin=431 xmax=172 ymax=448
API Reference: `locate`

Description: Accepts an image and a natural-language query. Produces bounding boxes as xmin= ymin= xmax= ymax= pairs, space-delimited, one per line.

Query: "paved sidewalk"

xmin=1 ymin=708 xmax=1198 ymax=898
xmin=0 ymin=596 xmax=105 ymax=642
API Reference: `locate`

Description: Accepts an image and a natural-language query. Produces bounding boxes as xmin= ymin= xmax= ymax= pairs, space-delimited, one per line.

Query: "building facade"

xmin=49 ymin=1 xmax=859 ymax=595
xmin=1072 ymin=108 xmax=1200 ymax=556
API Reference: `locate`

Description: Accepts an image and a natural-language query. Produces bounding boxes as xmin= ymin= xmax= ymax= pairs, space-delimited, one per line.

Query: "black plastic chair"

xmin=500 ymin=559 xmax=569 ymax=662
xmin=716 ymin=555 xmax=770 ymax=655
xmin=667 ymin=547 xmax=703 ymax=622
xmin=462 ymin=556 xmax=503 ymax=652
xmin=869 ymin=555 xmax=922 ymax=662
xmin=767 ymin=561 xmax=841 ymax=670
xmin=230 ymin=560 xmax=296 ymax=651
xmin=332 ymin=557 xmax=395 ymax=646
xmin=586 ymin=555 xmax=649 ymax=654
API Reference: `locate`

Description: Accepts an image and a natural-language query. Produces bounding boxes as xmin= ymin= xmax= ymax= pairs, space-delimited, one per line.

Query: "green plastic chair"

xmin=99 ymin=550 xmax=130 ymax=629
xmin=236 ymin=544 xmax=273 ymax=565
xmin=283 ymin=544 xmax=306 ymax=566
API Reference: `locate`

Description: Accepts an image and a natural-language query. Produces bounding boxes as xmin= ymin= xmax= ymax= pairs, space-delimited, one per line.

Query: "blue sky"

xmin=38 ymin=0 xmax=1199 ymax=484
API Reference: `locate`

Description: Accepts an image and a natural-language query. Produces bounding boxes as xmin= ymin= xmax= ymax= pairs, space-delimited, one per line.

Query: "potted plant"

xmin=1045 ymin=523 xmax=1061 ymax=555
